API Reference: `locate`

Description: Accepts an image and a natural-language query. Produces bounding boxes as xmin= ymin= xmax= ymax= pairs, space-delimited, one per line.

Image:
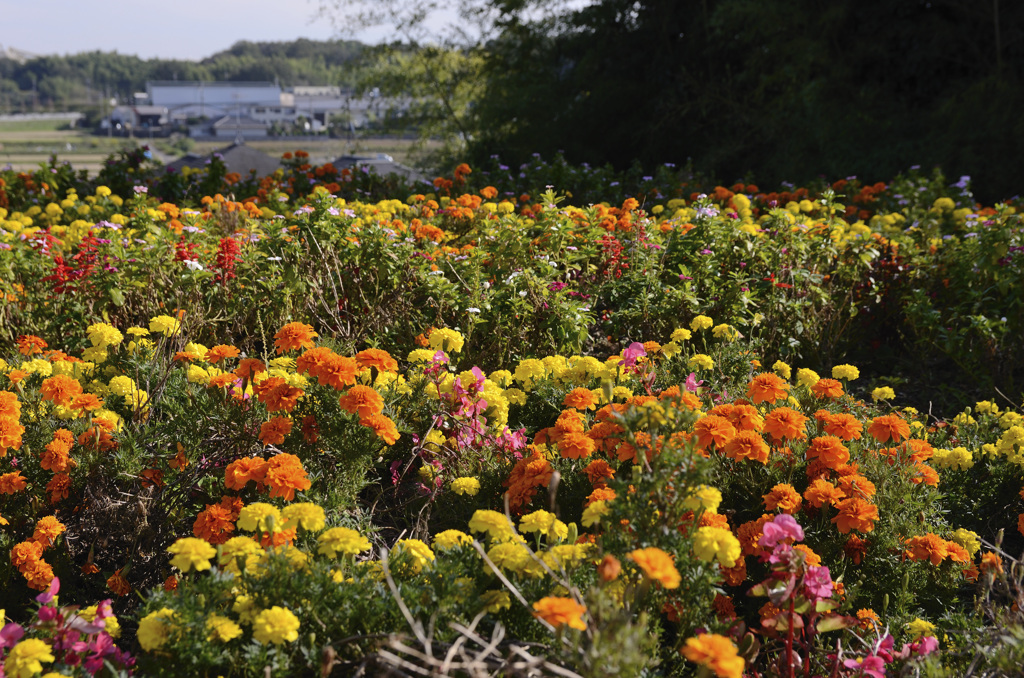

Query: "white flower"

xmin=466 ymin=307 xmax=481 ymax=313
xmin=183 ymin=259 xmax=204 ymax=271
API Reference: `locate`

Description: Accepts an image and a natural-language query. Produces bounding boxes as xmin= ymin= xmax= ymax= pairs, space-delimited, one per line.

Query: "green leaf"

xmin=109 ymin=288 xmax=125 ymax=306
xmin=816 ymin=615 xmax=852 ymax=633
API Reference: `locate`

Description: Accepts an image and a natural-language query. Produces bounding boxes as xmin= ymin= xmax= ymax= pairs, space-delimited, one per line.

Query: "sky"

xmin=0 ymin=0 xmax=427 ymax=61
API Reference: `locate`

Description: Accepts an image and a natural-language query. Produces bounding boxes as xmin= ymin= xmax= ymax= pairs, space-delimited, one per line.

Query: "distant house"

xmin=144 ymin=81 xmax=282 ymax=123
xmin=165 ymin=142 xmax=281 ymax=178
xmin=333 ymin=154 xmax=428 ymax=184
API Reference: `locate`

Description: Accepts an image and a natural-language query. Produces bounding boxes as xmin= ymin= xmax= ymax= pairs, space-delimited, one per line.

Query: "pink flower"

xmin=803 ymin=565 xmax=834 ymax=600
xmin=684 ymin=372 xmax=704 ymax=392
xmin=760 ymin=513 xmax=805 ymax=549
xmin=0 ymin=622 xmax=25 ymax=649
xmin=35 ymin=576 xmax=60 ymax=604
xmin=621 ymin=342 xmax=646 ymax=367
xmin=843 ymin=655 xmax=886 ymax=678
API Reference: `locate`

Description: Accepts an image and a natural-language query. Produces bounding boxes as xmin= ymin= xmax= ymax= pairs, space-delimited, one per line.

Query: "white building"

xmin=144 ymin=81 xmax=282 ymax=122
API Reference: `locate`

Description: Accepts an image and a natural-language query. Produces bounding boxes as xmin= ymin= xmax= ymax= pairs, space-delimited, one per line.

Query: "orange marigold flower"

xmin=629 ymin=547 xmax=680 ymax=588
xmin=40 ymin=374 xmax=84 ymax=408
xmin=803 ymin=478 xmax=846 ymax=508
xmin=763 ymin=483 xmax=802 ymax=514
xmin=225 ymin=457 xmax=269 ymax=490
xmin=980 ymin=552 xmax=1004 ymax=575
xmin=274 ymin=322 xmax=318 ymax=354
xmin=318 ymin=353 xmax=359 ymax=390
xmin=747 ymin=372 xmax=790 ymax=405
xmin=763 ymin=407 xmax=809 ymax=442
xmin=46 ymin=473 xmax=71 ymax=503
xmin=681 ymin=633 xmax=745 ymax=678
xmin=904 ymin=534 xmax=949 ymax=565
xmin=208 ymin=373 xmax=239 ymax=389
xmin=0 ymin=416 xmax=26 ymax=456
xmin=728 ymin=403 xmax=764 ymax=432
xmin=258 ymin=379 xmax=305 ymax=413
xmin=563 ymin=387 xmax=598 ymax=411
xmin=558 ymin=430 xmax=596 ymax=460
xmin=355 ymin=348 xmax=398 ymax=373
xmin=945 ymin=541 xmax=969 ymax=564
xmin=361 ymin=412 xmax=400 ymax=445
xmin=17 ymin=334 xmax=47 ymax=356
xmin=856 ymin=608 xmax=880 ymax=630
xmin=81 ymin=562 xmax=100 ymax=575
xmin=32 ymin=515 xmax=66 ymax=547
xmin=720 ymin=557 xmax=747 ymax=586
xmin=794 ymin=544 xmax=822 ymax=566
xmin=693 ymin=415 xmax=737 ymax=450
xmin=737 ymin=514 xmax=773 ymax=556
xmin=586 ymin=487 xmax=617 ymax=506
xmin=822 ymin=412 xmax=863 ymax=440
xmin=597 ymin=555 xmax=621 ymax=582
xmin=837 ymin=474 xmax=876 ymax=499
xmin=0 ymin=391 xmax=20 ymax=419
xmin=234 ymin=358 xmax=267 ymax=381
xmin=263 ymin=453 xmax=311 ymax=501
xmin=722 ymin=430 xmax=769 ymax=464
xmin=11 ymin=540 xmax=44 ymax=570
xmin=911 ymin=461 xmax=939 ymax=486
xmin=23 ymin=558 xmax=55 ymax=590
xmin=832 ymin=498 xmax=879 ymax=534
xmin=811 ymin=378 xmax=844 ymax=399
xmin=583 ymin=459 xmax=615 ymax=487
xmin=259 ymin=416 xmax=293 ymax=446
xmin=713 ymin=594 xmax=737 ymax=619
xmin=70 ymin=392 xmax=104 ymax=412
xmin=904 ymin=438 xmax=934 ymax=462
xmin=339 ymin=385 xmax=384 ymax=418
xmin=844 ymin=535 xmax=869 ymax=564
xmin=532 ymin=596 xmax=587 ymax=630
xmin=107 ymin=569 xmax=131 ymax=596
xmin=193 ymin=502 xmax=236 ymax=544
xmin=505 ymin=447 xmax=553 ymax=511
xmin=205 ymin=344 xmax=241 ymax=364
xmin=867 ymin=414 xmax=911 ymax=443
xmin=0 ymin=470 xmax=28 ymax=494
xmin=806 ymin=435 xmax=850 ymax=469
xmin=164 ymin=575 xmax=179 ymax=591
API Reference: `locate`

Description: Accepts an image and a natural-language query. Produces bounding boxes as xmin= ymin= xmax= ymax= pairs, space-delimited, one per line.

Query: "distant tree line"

xmin=0 ymin=39 xmax=366 ymax=114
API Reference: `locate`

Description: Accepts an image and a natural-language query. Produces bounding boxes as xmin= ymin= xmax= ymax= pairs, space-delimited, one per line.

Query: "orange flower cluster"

xmin=505 ymin=446 xmax=553 ymax=511
xmin=255 ymin=377 xmax=304 ymax=413
xmin=904 ymin=533 xmax=970 ymax=566
xmin=867 ymin=414 xmax=911 ymax=443
xmin=205 ymin=344 xmax=241 ymax=364
xmin=260 ymin=416 xmax=293 ymax=446
xmin=0 ymin=470 xmax=28 ymax=494
xmin=693 ymin=415 xmax=736 ymax=450
xmin=746 ymin=372 xmax=789 ymax=405
xmin=0 ymin=390 xmax=25 ymax=457
xmin=193 ymin=496 xmax=244 ymax=544
xmin=78 ymin=417 xmax=117 ymax=453
xmin=41 ymin=428 xmax=76 ymax=472
xmin=811 ymin=378 xmax=844 ymax=399
xmin=763 ymin=407 xmax=809 ymax=442
xmin=17 ymin=334 xmax=47 ymax=356
xmin=40 ymin=374 xmax=83 ymax=408
xmin=338 ymin=385 xmax=384 ymax=418
xmin=361 ymin=412 xmax=400 ymax=445
xmin=629 ymin=547 xmax=681 ymax=588
xmin=225 ymin=452 xmax=310 ymax=500
xmin=763 ymin=483 xmax=802 ymax=514
xmin=722 ymin=430 xmax=770 ymax=464
xmin=11 ymin=515 xmax=65 ymax=590
xmin=563 ymin=387 xmax=598 ymax=411
xmin=274 ymin=322 xmax=318 ymax=354
xmin=831 ymin=498 xmax=879 ymax=534
xmin=296 ymin=347 xmax=359 ymax=390
xmin=681 ymin=633 xmax=745 ymax=678
xmin=355 ymin=348 xmax=398 ymax=373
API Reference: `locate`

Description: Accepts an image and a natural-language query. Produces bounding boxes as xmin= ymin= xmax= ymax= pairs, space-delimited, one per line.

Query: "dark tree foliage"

xmin=469 ymin=0 xmax=1024 ymax=202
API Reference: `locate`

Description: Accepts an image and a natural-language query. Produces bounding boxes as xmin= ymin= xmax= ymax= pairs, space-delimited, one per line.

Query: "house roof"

xmin=165 ymin=142 xmax=281 ymax=177
xmin=332 ymin=154 xmax=428 ymax=183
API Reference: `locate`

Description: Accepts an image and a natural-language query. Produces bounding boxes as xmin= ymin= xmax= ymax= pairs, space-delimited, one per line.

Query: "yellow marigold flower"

xmin=148 ymin=314 xmax=181 ymax=336
xmin=137 ymin=608 xmax=177 ymax=651
xmin=487 ymin=541 xmax=534 ymax=574
xmin=167 ymin=537 xmax=217 ymax=572
xmin=514 ymin=358 xmax=547 ymax=390
xmin=688 ymin=354 xmax=714 ymax=371
xmin=469 ymin=509 xmax=516 ymax=542
xmin=519 ymin=510 xmax=568 ymax=540
xmin=949 ymin=528 xmax=981 ymax=558
xmin=393 ymin=539 xmax=435 ymax=574
xmin=831 ymin=364 xmax=860 ymax=381
xmin=772 ymin=360 xmax=792 ymax=379
xmin=252 ymin=606 xmax=300 ymax=645
xmin=126 ymin=327 xmax=150 ymax=337
xmin=451 ymin=477 xmax=481 ymax=496
xmin=682 ymin=485 xmax=722 ymax=513
xmin=86 ymin=322 xmax=123 ymax=348
xmin=232 ymin=594 xmax=258 ymax=624
xmin=906 ymin=618 xmax=936 ymax=640
xmin=433 ymin=529 xmax=472 ymax=551
xmin=428 ymin=328 xmax=464 ymax=353
xmin=671 ymin=328 xmax=692 ymax=342
xmin=318 ymin=527 xmax=371 ymax=558
xmin=106 ymin=375 xmax=136 ymax=397
xmin=503 ymin=387 xmax=527 ymax=406
xmin=282 ymin=503 xmax=326 ymax=531
xmin=932 ymin=447 xmax=974 ymax=471
xmin=871 ymin=386 xmax=895 ymax=402
xmin=690 ymin=315 xmax=714 ymax=331
xmin=629 ymin=547 xmax=680 ymax=588
xmin=581 ymin=501 xmax=610 ymax=527
xmin=6 ymin=638 xmax=55 ymax=678
xmin=693 ymin=526 xmax=741 ymax=568
xmin=236 ymin=503 xmax=283 ymax=533
xmin=712 ymin=323 xmax=738 ymax=341
xmin=682 ymin=633 xmax=745 ymax=678
xmin=481 ymin=590 xmax=511 ymax=613
xmin=206 ymin=614 xmax=243 ymax=642
xmin=796 ymin=368 xmax=820 ymax=388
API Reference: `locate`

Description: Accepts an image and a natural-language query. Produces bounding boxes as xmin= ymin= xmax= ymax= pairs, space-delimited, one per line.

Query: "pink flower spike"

xmin=760 ymin=513 xmax=805 ymax=548
xmin=35 ymin=576 xmax=60 ymax=604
